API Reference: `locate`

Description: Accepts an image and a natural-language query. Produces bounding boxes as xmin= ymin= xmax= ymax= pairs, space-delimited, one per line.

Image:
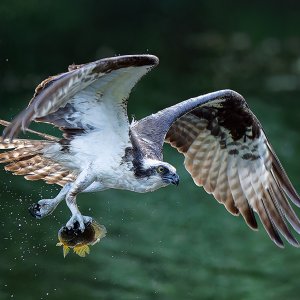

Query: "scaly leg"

xmin=29 ymin=183 xmax=72 ymax=219
xmin=29 ymin=181 xmax=105 ymax=220
xmin=82 ymin=181 xmax=107 ymax=193
xmin=65 ymin=167 xmax=96 ymax=231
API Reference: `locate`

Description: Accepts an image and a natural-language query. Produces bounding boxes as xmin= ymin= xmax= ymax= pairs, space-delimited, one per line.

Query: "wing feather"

xmin=268 ymin=143 xmax=300 ymax=206
xmin=213 ymin=152 xmax=229 ymax=204
xmin=227 ymin=151 xmax=257 ymax=229
xmin=0 ymin=138 xmax=76 ymax=186
xmin=191 ymin=135 xmax=216 ymax=183
xmin=269 ymin=172 xmax=300 ymax=233
xmin=201 ymin=141 xmax=219 ymax=192
xmin=256 ymin=198 xmax=284 ymax=248
xmin=3 ymin=55 xmax=159 ymax=141
xmin=262 ymin=188 xmax=299 ymax=246
xmin=1 ymin=55 xmax=159 ymax=187
xmin=205 ymin=143 xmax=222 ymax=192
xmin=215 ymin=152 xmax=240 ymax=215
xmin=161 ymin=90 xmax=300 ymax=247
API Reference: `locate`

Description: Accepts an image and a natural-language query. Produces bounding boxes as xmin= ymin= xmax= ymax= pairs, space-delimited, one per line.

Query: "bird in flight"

xmin=0 ymin=54 xmax=299 ymax=248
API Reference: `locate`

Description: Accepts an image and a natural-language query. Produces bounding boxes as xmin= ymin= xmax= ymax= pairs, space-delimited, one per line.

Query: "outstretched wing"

xmin=1 ymin=55 xmax=158 ymax=185
xmin=3 ymin=54 xmax=159 ymax=141
xmin=131 ymin=89 xmax=300 ymax=247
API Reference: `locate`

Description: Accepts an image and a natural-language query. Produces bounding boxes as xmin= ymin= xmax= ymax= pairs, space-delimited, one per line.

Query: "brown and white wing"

xmin=132 ymin=89 xmax=300 ymax=247
xmin=3 ymin=54 xmax=159 ymax=141
xmin=0 ymin=136 xmax=76 ymax=186
xmin=1 ymin=55 xmax=158 ymax=185
xmin=166 ymin=93 xmax=300 ymax=247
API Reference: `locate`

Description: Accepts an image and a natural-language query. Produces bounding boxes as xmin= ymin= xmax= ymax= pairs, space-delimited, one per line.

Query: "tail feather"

xmin=0 ymin=143 xmax=48 ymax=163
xmin=9 ymin=158 xmax=45 ymax=175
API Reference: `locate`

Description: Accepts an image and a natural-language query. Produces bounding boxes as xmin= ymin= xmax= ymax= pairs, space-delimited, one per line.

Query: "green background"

xmin=0 ymin=1 xmax=300 ymax=299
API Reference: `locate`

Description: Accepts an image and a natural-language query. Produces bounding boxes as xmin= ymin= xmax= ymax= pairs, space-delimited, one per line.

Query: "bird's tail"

xmin=0 ymin=120 xmax=76 ymax=186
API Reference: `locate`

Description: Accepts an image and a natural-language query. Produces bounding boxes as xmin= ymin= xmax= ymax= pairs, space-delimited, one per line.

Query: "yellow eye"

xmin=157 ymin=166 xmax=165 ymax=173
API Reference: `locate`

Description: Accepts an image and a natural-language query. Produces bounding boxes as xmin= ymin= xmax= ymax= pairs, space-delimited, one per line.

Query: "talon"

xmin=66 ymin=215 xmax=92 ymax=232
xmin=28 ymin=203 xmax=42 ymax=219
xmin=78 ymin=219 xmax=85 ymax=232
xmin=28 ymin=199 xmax=58 ymax=219
xmin=66 ymin=214 xmax=85 ymax=231
xmin=83 ymin=216 xmax=92 ymax=224
xmin=66 ymin=221 xmax=74 ymax=230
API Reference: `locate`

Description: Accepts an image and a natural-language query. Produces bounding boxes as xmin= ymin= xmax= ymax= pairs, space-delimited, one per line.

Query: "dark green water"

xmin=0 ymin=1 xmax=300 ymax=299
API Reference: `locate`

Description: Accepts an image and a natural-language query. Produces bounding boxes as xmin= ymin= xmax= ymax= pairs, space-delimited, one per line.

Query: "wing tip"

xmin=287 ymin=238 xmax=300 ymax=248
xmin=272 ymin=234 xmax=300 ymax=249
xmin=2 ymin=123 xmax=17 ymax=141
xmin=91 ymin=54 xmax=159 ymax=75
xmin=118 ymin=54 xmax=159 ymax=67
xmin=1 ymin=108 xmax=35 ymax=141
xmin=140 ymin=54 xmax=159 ymax=66
xmin=274 ymin=240 xmax=285 ymax=249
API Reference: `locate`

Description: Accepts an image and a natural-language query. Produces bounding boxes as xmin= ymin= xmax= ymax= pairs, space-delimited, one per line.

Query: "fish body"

xmin=56 ymin=219 xmax=106 ymax=257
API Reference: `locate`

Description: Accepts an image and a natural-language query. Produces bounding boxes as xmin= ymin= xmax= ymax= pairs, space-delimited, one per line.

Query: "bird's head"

xmin=135 ymin=158 xmax=180 ymax=190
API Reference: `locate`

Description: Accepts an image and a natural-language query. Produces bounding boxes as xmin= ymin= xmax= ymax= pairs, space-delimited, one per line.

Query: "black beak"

xmin=166 ymin=173 xmax=180 ymax=186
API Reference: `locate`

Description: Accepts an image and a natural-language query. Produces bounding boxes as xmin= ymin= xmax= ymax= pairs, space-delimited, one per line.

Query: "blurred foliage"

xmin=0 ymin=0 xmax=300 ymax=299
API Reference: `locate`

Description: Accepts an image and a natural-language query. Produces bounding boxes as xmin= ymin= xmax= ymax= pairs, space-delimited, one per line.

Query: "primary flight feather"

xmin=1 ymin=54 xmax=299 ymax=248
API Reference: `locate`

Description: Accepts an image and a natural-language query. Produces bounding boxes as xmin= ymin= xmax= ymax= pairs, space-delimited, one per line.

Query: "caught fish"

xmin=56 ymin=219 xmax=106 ymax=257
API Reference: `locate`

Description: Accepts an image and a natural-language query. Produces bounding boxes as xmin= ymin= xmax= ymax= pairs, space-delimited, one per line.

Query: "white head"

xmin=134 ymin=158 xmax=180 ymax=191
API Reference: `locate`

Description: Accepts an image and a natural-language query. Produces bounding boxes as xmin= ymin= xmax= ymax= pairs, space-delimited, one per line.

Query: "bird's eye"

xmin=157 ymin=166 xmax=165 ymax=173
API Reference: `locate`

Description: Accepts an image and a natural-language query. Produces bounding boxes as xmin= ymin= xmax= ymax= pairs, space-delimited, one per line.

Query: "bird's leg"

xmin=65 ymin=167 xmax=95 ymax=231
xmin=82 ymin=181 xmax=107 ymax=193
xmin=29 ymin=183 xmax=72 ymax=219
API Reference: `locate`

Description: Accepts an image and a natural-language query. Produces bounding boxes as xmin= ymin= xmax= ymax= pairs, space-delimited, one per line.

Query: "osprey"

xmin=1 ymin=55 xmax=299 ymax=248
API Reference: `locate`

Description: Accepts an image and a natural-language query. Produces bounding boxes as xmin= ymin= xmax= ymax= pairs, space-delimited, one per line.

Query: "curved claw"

xmin=66 ymin=214 xmax=93 ymax=232
xmin=66 ymin=214 xmax=85 ymax=231
xmin=28 ymin=203 xmax=42 ymax=219
xmin=83 ymin=215 xmax=92 ymax=224
xmin=28 ymin=199 xmax=58 ymax=219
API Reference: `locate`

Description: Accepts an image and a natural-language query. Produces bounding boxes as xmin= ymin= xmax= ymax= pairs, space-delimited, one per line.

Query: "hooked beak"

xmin=164 ymin=173 xmax=180 ymax=186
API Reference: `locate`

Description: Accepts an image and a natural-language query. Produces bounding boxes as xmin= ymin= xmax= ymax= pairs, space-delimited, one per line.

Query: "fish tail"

xmin=73 ymin=245 xmax=90 ymax=257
